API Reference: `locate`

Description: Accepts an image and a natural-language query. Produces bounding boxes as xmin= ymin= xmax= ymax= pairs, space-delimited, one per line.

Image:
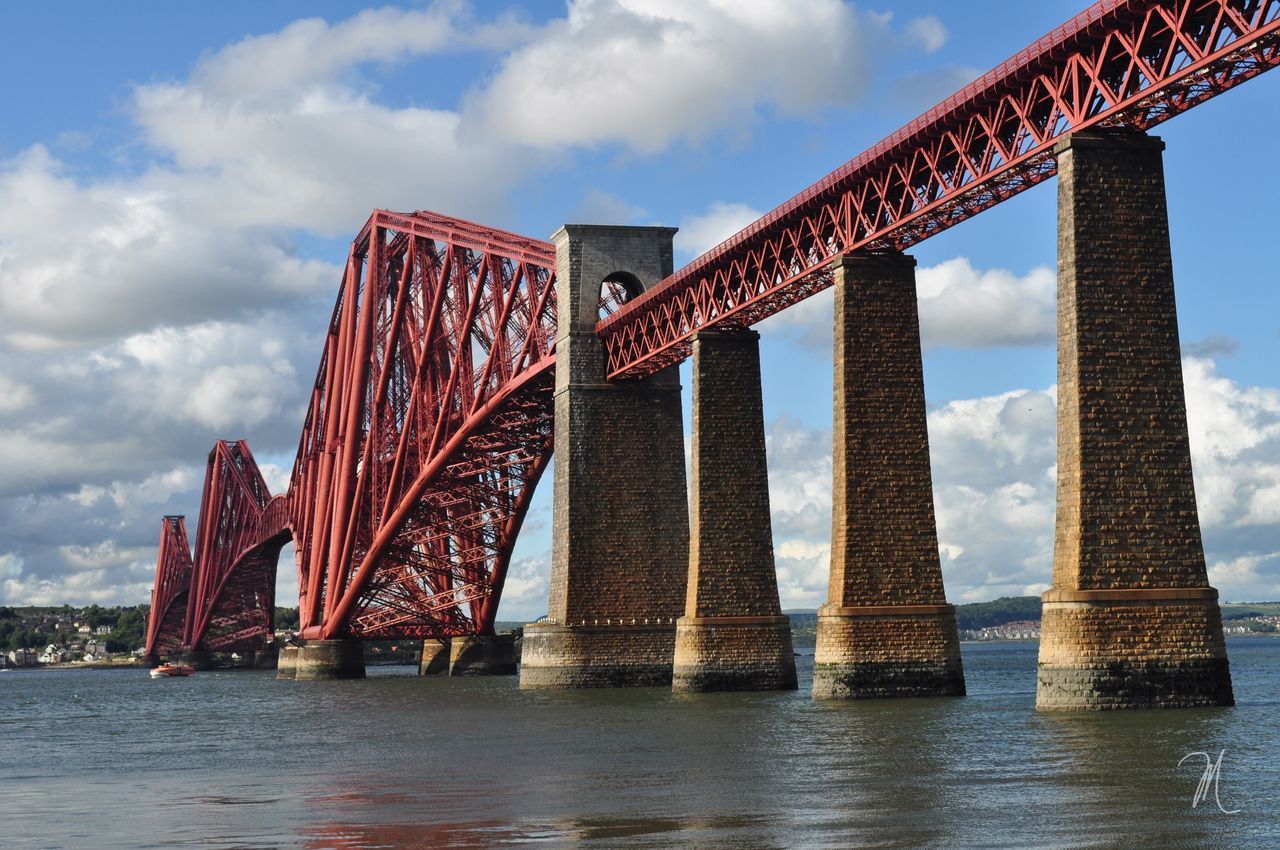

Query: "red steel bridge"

xmin=146 ymin=0 xmax=1280 ymax=659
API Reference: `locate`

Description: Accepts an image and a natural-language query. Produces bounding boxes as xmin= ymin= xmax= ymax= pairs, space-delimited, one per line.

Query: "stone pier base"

xmin=419 ymin=639 xmax=450 ymax=675
xmin=672 ymin=616 xmax=797 ymax=692
xmin=449 ymin=635 xmax=518 ymax=676
xmin=1036 ymin=589 xmax=1233 ymax=710
xmin=812 ymin=605 xmax=965 ymax=699
xmin=294 ymin=639 xmax=365 ymax=680
xmin=276 ymin=646 xmax=299 ymax=680
xmin=519 ymin=622 xmax=676 ymax=689
xmin=1036 ymin=132 xmax=1233 ymax=710
xmin=253 ymin=647 xmax=279 ymax=670
xmin=179 ymin=650 xmax=214 ymax=671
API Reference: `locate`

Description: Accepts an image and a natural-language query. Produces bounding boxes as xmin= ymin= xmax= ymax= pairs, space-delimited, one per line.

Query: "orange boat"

xmin=149 ymin=663 xmax=195 ymax=678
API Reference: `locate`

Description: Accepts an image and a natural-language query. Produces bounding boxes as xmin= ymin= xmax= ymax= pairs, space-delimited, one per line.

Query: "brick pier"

xmin=1036 ymin=131 xmax=1233 ymax=710
xmin=812 ymin=253 xmax=965 ymax=700
xmin=520 ymin=226 xmax=690 ymax=689
xmin=672 ymin=330 xmax=797 ymax=692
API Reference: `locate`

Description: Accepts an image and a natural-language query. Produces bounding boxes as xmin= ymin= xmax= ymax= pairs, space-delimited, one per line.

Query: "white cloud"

xmin=467 ymin=0 xmax=903 ymax=152
xmin=759 ymin=257 xmax=1056 ymax=354
xmin=674 ymin=200 xmax=763 ymax=259
xmin=754 ymin=357 xmax=1280 ymax=607
xmin=0 ymin=146 xmax=336 ymax=350
xmin=0 ymin=552 xmax=22 ymax=579
xmin=0 ymin=373 xmax=35 ymax=414
xmin=917 ymin=257 xmax=1056 ymax=349
xmin=904 ymin=16 xmax=948 ymax=53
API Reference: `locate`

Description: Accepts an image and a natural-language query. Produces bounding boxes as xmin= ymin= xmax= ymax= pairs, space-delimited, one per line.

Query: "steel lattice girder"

xmin=143 ymin=516 xmax=193 ymax=656
xmin=287 ymin=210 xmax=558 ymax=641
xmin=598 ymin=0 xmax=1280 ymax=379
xmin=183 ymin=440 xmax=282 ymax=652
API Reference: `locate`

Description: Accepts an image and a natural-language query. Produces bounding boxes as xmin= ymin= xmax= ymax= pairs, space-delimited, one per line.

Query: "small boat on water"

xmin=149 ymin=663 xmax=195 ymax=679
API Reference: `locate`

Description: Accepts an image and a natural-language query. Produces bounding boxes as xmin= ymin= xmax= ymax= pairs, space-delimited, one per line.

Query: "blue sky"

xmin=2 ymin=1 xmax=1279 ymax=617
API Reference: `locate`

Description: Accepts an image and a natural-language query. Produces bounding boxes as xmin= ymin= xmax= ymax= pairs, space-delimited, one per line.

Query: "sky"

xmin=2 ymin=0 xmax=1280 ymax=620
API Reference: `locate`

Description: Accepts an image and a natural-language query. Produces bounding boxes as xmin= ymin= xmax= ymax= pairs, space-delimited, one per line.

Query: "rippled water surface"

xmin=3 ymin=639 xmax=1278 ymax=849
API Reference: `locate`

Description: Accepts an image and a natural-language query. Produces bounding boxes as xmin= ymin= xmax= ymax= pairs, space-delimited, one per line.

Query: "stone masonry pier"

xmin=812 ymin=253 xmax=965 ymax=700
xmin=672 ymin=329 xmax=797 ymax=693
xmin=1036 ymin=131 xmax=1233 ymax=710
xmin=520 ymin=225 xmax=690 ymax=689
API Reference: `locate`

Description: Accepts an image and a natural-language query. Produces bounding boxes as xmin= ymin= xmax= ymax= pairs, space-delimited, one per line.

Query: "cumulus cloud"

xmin=758 ymin=257 xmax=1056 ymax=354
xmin=917 ymin=257 xmax=1056 ymax=349
xmin=7 ymin=1 xmax=953 ymax=607
xmin=467 ymin=0 xmax=894 ymax=153
xmin=756 ymin=358 xmax=1280 ymax=607
xmin=674 ymin=200 xmax=764 ymax=259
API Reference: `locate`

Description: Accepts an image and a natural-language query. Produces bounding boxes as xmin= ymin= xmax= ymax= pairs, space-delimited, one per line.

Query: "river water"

xmin=2 ymin=638 xmax=1277 ymax=849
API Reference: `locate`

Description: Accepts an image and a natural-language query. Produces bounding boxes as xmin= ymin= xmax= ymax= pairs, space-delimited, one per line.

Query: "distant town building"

xmin=961 ymin=620 xmax=1042 ymax=641
xmin=7 ymin=648 xmax=38 ymax=667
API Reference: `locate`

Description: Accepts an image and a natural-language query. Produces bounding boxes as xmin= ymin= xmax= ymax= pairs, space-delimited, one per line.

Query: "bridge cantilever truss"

xmin=146 ymin=0 xmax=1280 ymax=649
xmin=143 ymin=516 xmax=193 ymax=658
xmin=599 ymin=0 xmax=1280 ymax=378
xmin=289 ymin=211 xmax=559 ymax=641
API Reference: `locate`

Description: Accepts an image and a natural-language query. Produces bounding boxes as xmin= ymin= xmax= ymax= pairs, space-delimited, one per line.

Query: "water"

xmin=2 ymin=639 xmax=1278 ymax=849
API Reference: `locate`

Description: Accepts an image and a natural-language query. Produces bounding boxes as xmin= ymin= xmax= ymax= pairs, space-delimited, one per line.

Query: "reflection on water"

xmin=2 ymin=639 xmax=1278 ymax=849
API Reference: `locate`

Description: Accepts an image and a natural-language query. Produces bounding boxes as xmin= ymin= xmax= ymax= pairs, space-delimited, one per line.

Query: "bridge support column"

xmin=294 ymin=639 xmax=365 ymax=680
xmin=450 ymin=634 xmax=518 ymax=676
xmin=673 ymin=330 xmax=796 ymax=692
xmin=1036 ymin=131 xmax=1232 ymax=711
xmin=419 ymin=638 xmax=450 ymax=675
xmin=521 ymin=225 xmax=690 ymax=689
xmin=253 ymin=647 xmax=278 ymax=670
xmin=813 ymin=253 xmax=965 ymax=700
xmin=276 ymin=645 xmax=299 ymax=679
xmin=179 ymin=649 xmax=214 ymax=671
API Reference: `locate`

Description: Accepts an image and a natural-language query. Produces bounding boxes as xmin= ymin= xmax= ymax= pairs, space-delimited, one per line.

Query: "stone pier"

xmin=1036 ymin=131 xmax=1233 ymax=711
xmin=812 ymin=253 xmax=965 ymax=700
xmin=276 ymin=645 xmax=299 ymax=679
xmin=293 ymin=639 xmax=366 ymax=680
xmin=419 ymin=638 xmax=450 ymax=675
xmin=179 ymin=649 xmax=214 ymax=671
xmin=672 ymin=330 xmax=796 ymax=692
xmin=450 ymin=634 xmax=518 ymax=676
xmin=520 ymin=225 xmax=690 ymax=689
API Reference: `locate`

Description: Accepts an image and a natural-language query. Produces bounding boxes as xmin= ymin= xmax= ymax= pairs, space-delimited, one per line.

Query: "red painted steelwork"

xmin=149 ymin=0 xmax=1280 ymax=646
xmin=599 ymin=0 xmax=1280 ymax=378
xmin=288 ymin=211 xmax=558 ymax=640
xmin=143 ymin=516 xmax=193 ymax=658
xmin=184 ymin=440 xmax=284 ymax=653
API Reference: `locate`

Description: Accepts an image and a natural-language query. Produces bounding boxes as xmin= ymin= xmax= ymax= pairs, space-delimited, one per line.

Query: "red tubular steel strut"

xmin=143 ymin=516 xmax=193 ymax=657
xmin=150 ymin=0 xmax=1280 ymax=645
xmin=287 ymin=211 xmax=558 ymax=641
xmin=598 ymin=0 xmax=1280 ymax=379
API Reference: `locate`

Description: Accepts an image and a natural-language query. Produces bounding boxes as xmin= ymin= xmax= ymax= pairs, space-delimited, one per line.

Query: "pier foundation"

xmin=419 ymin=639 xmax=450 ymax=675
xmin=812 ymin=253 xmax=964 ymax=700
xmin=672 ymin=330 xmax=796 ymax=692
xmin=450 ymin=635 xmax=518 ymax=676
xmin=276 ymin=645 xmax=299 ymax=680
xmin=294 ymin=639 xmax=366 ymax=680
xmin=520 ymin=225 xmax=689 ymax=689
xmin=1036 ymin=131 xmax=1232 ymax=710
